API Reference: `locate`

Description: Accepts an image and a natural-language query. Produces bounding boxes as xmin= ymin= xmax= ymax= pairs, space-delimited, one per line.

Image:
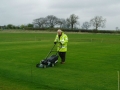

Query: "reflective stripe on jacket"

xmin=54 ymin=32 xmax=68 ymax=52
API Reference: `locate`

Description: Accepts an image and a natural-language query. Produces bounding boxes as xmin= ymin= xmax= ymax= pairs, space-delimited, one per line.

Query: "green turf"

xmin=0 ymin=32 xmax=120 ymax=90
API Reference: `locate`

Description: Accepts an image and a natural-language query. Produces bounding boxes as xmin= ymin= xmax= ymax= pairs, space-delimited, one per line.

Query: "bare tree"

xmin=82 ymin=22 xmax=91 ymax=30
xmin=32 ymin=14 xmax=79 ymax=29
xmin=90 ymin=16 xmax=106 ymax=30
xmin=57 ymin=18 xmax=65 ymax=28
xmin=66 ymin=14 xmax=79 ymax=30
xmin=46 ymin=15 xmax=58 ymax=28
xmin=57 ymin=18 xmax=70 ymax=29
xmin=33 ymin=18 xmax=46 ymax=28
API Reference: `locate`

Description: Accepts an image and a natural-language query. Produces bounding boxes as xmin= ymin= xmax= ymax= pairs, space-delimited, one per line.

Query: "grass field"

xmin=0 ymin=31 xmax=120 ymax=90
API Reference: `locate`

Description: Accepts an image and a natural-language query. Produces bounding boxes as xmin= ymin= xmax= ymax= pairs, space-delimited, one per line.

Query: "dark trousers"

xmin=58 ymin=52 xmax=66 ymax=62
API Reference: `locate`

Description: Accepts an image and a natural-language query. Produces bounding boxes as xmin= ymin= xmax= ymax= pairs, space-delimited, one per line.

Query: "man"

xmin=54 ymin=29 xmax=68 ymax=64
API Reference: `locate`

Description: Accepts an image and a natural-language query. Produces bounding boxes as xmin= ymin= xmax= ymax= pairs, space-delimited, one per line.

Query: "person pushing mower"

xmin=54 ymin=29 xmax=68 ymax=64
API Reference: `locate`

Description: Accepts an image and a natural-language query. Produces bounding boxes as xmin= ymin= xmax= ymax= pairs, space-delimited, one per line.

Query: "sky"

xmin=0 ymin=0 xmax=120 ymax=30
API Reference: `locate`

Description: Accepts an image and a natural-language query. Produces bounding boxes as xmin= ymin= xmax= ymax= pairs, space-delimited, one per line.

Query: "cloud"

xmin=0 ymin=0 xmax=50 ymax=25
xmin=0 ymin=0 xmax=120 ymax=30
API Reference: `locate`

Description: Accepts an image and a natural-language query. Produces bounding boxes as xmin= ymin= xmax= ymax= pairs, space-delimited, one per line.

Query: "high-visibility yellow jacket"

xmin=54 ymin=32 xmax=68 ymax=52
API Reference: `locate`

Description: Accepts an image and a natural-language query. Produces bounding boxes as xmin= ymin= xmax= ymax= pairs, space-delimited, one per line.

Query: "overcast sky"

xmin=0 ymin=0 xmax=120 ymax=30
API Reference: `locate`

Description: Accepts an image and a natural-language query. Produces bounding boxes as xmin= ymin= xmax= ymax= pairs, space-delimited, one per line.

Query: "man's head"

xmin=57 ymin=29 xmax=62 ymax=35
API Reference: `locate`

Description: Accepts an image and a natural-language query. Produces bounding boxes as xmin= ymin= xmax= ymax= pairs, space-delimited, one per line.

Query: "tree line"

xmin=32 ymin=14 xmax=106 ymax=31
xmin=0 ymin=14 xmax=106 ymax=31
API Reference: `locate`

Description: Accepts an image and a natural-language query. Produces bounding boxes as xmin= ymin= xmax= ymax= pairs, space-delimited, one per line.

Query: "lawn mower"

xmin=36 ymin=44 xmax=59 ymax=68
